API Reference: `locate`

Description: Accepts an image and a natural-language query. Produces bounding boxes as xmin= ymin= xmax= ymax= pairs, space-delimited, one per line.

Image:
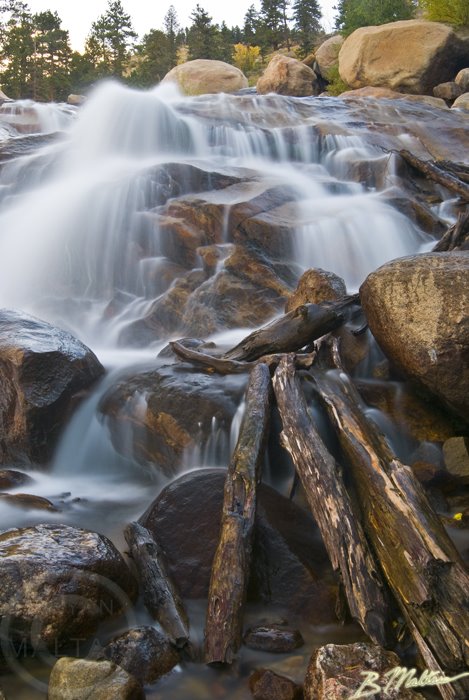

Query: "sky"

xmin=24 ymin=0 xmax=338 ymax=52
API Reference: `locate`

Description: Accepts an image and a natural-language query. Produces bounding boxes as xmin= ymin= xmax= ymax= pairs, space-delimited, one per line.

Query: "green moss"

xmin=325 ymin=64 xmax=349 ymax=96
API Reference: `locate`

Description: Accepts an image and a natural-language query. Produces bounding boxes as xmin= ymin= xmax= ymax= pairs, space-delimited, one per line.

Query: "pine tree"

xmin=292 ymin=0 xmax=322 ymax=56
xmin=259 ymin=0 xmax=289 ymax=50
xmin=32 ymin=11 xmax=72 ymax=100
xmin=186 ymin=5 xmax=220 ymax=60
xmin=0 ymin=1 xmax=34 ymax=98
xmin=164 ymin=5 xmax=181 ymax=68
xmin=243 ymin=4 xmax=259 ymax=44
xmin=335 ymin=0 xmax=415 ymax=36
xmin=85 ymin=0 xmax=136 ymax=78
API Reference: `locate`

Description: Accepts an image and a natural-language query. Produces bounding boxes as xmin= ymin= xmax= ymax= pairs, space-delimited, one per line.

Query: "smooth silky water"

xmin=0 ymin=81 xmax=462 ymax=698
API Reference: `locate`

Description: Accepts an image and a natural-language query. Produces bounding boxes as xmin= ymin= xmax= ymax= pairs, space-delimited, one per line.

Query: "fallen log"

xmin=399 ymin=149 xmax=469 ymax=201
xmin=313 ymin=369 xmax=469 ymax=700
xmin=436 ymin=160 xmax=469 ymax=185
xmin=170 ymin=339 xmax=315 ymax=374
xmin=204 ymin=362 xmax=272 ymax=665
xmin=273 ymin=355 xmax=392 ymax=647
xmin=124 ymin=522 xmax=190 ymax=648
xmin=433 ymin=209 xmax=469 ymax=252
xmin=223 ymin=294 xmax=359 ymax=362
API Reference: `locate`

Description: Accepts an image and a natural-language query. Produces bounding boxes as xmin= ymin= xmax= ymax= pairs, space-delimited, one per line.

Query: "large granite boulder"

xmin=257 ymin=55 xmax=320 ymax=97
xmin=455 ymin=68 xmax=469 ymax=92
xmin=140 ymin=469 xmax=338 ymax=624
xmin=339 ymin=20 xmax=469 ymax=95
xmin=340 ymin=86 xmax=448 ymax=109
xmin=48 ymin=658 xmax=144 ymax=700
xmin=314 ymin=35 xmax=344 ymax=81
xmin=0 ymin=309 xmax=104 ymax=465
xmin=453 ymin=93 xmax=469 ymax=110
xmin=360 ymin=253 xmax=469 ymax=425
xmin=0 ymin=524 xmax=136 ymax=649
xmin=162 ymin=59 xmax=248 ymax=95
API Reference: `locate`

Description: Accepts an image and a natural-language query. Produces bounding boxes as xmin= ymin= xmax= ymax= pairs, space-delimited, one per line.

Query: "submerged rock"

xmin=339 ymin=20 xmax=469 ymax=95
xmin=0 ymin=309 xmax=104 ymax=465
xmin=244 ymin=625 xmax=304 ymax=653
xmin=48 ymin=658 xmax=144 ymax=700
xmin=162 ymin=59 xmax=248 ymax=95
xmin=0 ymin=469 xmax=34 ymax=490
xmin=0 ymin=524 xmax=136 ymax=648
xmin=249 ymin=668 xmax=303 ymax=700
xmin=140 ymin=469 xmax=338 ymax=623
xmin=443 ymin=437 xmax=469 ymax=479
xmin=0 ymin=492 xmax=58 ymax=512
xmin=257 ymin=55 xmax=320 ymax=97
xmin=360 ymin=253 xmax=469 ymax=425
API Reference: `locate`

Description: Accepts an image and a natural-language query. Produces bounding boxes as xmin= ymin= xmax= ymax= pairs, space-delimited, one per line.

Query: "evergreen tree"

xmin=85 ymin=0 xmax=136 ymax=78
xmin=186 ymin=4 xmax=220 ymax=60
xmin=419 ymin=0 xmax=469 ymax=25
xmin=129 ymin=29 xmax=172 ymax=86
xmin=292 ymin=0 xmax=322 ymax=56
xmin=243 ymin=4 xmax=259 ymax=44
xmin=0 ymin=1 xmax=34 ymax=98
xmin=164 ymin=5 xmax=181 ymax=68
xmin=259 ymin=0 xmax=288 ymax=50
xmin=32 ymin=11 xmax=72 ymax=100
xmin=335 ymin=0 xmax=415 ymax=36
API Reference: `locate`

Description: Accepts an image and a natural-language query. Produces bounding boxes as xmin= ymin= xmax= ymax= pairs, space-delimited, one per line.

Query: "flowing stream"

xmin=0 ymin=81 xmax=466 ymax=698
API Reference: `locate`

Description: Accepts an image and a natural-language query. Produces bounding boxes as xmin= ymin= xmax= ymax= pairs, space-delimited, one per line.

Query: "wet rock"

xmin=0 ymin=88 xmax=10 ymax=103
xmin=0 ymin=309 xmax=104 ymax=465
xmin=257 ymin=55 xmax=320 ymax=97
xmin=100 ymin=626 xmax=179 ymax=685
xmin=285 ymin=268 xmax=346 ymax=312
xmin=315 ymin=35 xmax=344 ymax=81
xmin=433 ymin=81 xmax=463 ymax=101
xmin=304 ymin=642 xmax=423 ymax=699
xmin=244 ymin=625 xmax=304 ymax=653
xmin=453 ymin=93 xmax=469 ymax=111
xmin=339 ymin=20 xmax=469 ymax=95
xmin=0 ymin=524 xmax=136 ymax=648
xmin=443 ymin=437 xmax=469 ymax=479
xmin=249 ymin=668 xmax=303 ymax=700
xmin=340 ymin=86 xmax=448 ymax=109
xmin=140 ymin=469 xmax=338 ymax=623
xmin=48 ymin=658 xmax=144 ymax=700
xmin=67 ymin=94 xmax=86 ymax=106
xmin=455 ymin=68 xmax=469 ymax=92
xmin=163 ymin=59 xmax=248 ymax=95
xmin=0 ymin=493 xmax=58 ymax=511
xmin=360 ymin=253 xmax=469 ymax=425
xmin=99 ymin=367 xmax=245 ymax=476
xmin=0 ymin=469 xmax=33 ymax=490
xmin=235 ymin=202 xmax=298 ymax=259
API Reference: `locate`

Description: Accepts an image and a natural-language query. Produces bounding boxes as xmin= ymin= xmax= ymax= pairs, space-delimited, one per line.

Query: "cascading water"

xmin=0 ymin=80 xmax=466 ymax=699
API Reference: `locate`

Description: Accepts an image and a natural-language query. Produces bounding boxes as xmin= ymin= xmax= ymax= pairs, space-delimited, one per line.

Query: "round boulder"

xmin=257 ymin=55 xmax=320 ymax=97
xmin=162 ymin=59 xmax=248 ymax=95
xmin=453 ymin=93 xmax=469 ymax=110
xmin=48 ymin=658 xmax=144 ymax=700
xmin=285 ymin=268 xmax=346 ymax=312
xmin=339 ymin=20 xmax=469 ymax=95
xmin=360 ymin=252 xmax=469 ymax=425
xmin=0 ymin=524 xmax=136 ymax=649
xmin=315 ymin=35 xmax=344 ymax=81
xmin=455 ymin=68 xmax=469 ymax=92
xmin=433 ymin=82 xmax=463 ymax=101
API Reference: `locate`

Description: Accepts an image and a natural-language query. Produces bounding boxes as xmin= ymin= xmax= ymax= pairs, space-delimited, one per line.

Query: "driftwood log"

xmin=399 ymin=149 xmax=469 ymax=201
xmin=273 ymin=355 xmax=392 ymax=647
xmin=313 ymin=370 xmax=469 ymax=700
xmin=223 ymin=294 xmax=359 ymax=362
xmin=124 ymin=522 xmax=190 ymax=648
xmin=204 ymin=362 xmax=272 ymax=665
xmin=433 ymin=209 xmax=469 ymax=252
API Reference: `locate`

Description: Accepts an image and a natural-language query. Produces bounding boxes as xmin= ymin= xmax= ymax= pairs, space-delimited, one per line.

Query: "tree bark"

xmin=273 ymin=355 xmax=393 ymax=648
xmin=124 ymin=522 xmax=190 ymax=648
xmin=223 ymin=295 xmax=359 ymax=362
xmin=204 ymin=362 xmax=272 ymax=665
xmin=313 ymin=370 xmax=469 ymax=700
xmin=433 ymin=209 xmax=469 ymax=252
xmin=399 ymin=149 xmax=469 ymax=201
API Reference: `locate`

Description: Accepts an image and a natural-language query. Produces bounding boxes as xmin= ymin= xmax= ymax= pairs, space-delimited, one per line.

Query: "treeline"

xmin=0 ymin=0 xmax=467 ymax=102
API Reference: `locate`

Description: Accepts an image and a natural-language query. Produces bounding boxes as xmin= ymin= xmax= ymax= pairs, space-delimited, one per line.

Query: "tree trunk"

xmin=313 ymin=370 xmax=469 ymax=700
xmin=273 ymin=355 xmax=393 ymax=648
xmin=223 ymin=295 xmax=359 ymax=362
xmin=399 ymin=149 xmax=469 ymax=201
xmin=124 ymin=522 xmax=190 ymax=648
xmin=204 ymin=362 xmax=272 ymax=665
xmin=433 ymin=209 xmax=469 ymax=252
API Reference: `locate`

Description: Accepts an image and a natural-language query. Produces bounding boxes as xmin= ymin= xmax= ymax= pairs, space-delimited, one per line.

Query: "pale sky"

xmin=24 ymin=0 xmax=338 ymax=52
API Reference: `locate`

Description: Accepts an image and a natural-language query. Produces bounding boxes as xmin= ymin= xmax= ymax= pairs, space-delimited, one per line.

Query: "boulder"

xmin=0 ymin=469 xmax=34 ymax=490
xmin=0 ymin=524 xmax=136 ymax=649
xmin=140 ymin=469 xmax=338 ymax=624
xmin=100 ymin=626 xmax=179 ymax=685
xmin=0 ymin=493 xmax=58 ymax=512
xmin=285 ymin=268 xmax=346 ymax=312
xmin=443 ymin=437 xmax=469 ymax=479
xmin=339 ymin=20 xmax=469 ymax=95
xmin=0 ymin=309 xmax=104 ymax=465
xmin=257 ymin=55 xmax=320 ymax=97
xmin=99 ymin=366 xmax=246 ymax=476
xmin=48 ymin=658 xmax=144 ymax=700
xmin=304 ymin=642 xmax=423 ymax=699
xmin=67 ymin=94 xmax=86 ymax=106
xmin=249 ymin=669 xmax=303 ymax=700
xmin=162 ymin=59 xmax=248 ymax=96
xmin=455 ymin=68 xmax=469 ymax=92
xmin=314 ymin=35 xmax=344 ymax=80
xmin=360 ymin=253 xmax=469 ymax=425
xmin=340 ymin=86 xmax=448 ymax=109
xmin=244 ymin=625 xmax=304 ymax=653
xmin=433 ymin=81 xmax=463 ymax=101
xmin=453 ymin=93 xmax=469 ymax=110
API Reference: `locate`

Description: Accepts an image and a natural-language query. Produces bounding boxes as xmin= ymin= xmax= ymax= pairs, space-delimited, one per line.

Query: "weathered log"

xmin=436 ymin=160 xmax=469 ymax=185
xmin=313 ymin=370 xmax=469 ymax=700
xmin=223 ymin=294 xmax=359 ymax=362
xmin=273 ymin=355 xmax=392 ymax=647
xmin=170 ymin=339 xmax=315 ymax=374
xmin=124 ymin=522 xmax=189 ymax=648
xmin=399 ymin=149 xmax=469 ymax=201
xmin=204 ymin=362 xmax=272 ymax=665
xmin=433 ymin=209 xmax=469 ymax=252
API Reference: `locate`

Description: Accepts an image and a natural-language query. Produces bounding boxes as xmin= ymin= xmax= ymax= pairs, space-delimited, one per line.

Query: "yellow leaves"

xmin=232 ymin=44 xmax=261 ymax=75
xmin=453 ymin=512 xmax=463 ymax=521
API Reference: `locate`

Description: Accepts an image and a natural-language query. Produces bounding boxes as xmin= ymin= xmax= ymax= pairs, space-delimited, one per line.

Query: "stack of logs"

xmin=124 ymin=151 xmax=469 ymax=700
